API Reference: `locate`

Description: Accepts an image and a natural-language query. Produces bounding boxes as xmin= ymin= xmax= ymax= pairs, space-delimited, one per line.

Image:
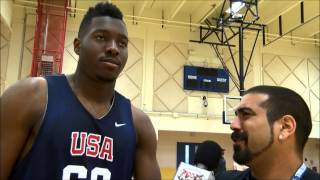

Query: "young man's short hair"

xmin=78 ymin=2 xmax=123 ymax=38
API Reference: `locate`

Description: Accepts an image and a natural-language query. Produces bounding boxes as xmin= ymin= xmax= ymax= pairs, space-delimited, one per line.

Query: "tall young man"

xmin=1 ymin=2 xmax=161 ymax=180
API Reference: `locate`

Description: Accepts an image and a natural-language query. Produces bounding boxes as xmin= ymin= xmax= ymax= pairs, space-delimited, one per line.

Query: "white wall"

xmin=0 ymin=0 xmax=13 ymax=94
xmin=3 ymin=6 xmax=26 ymax=90
xmin=1 ymin=20 xmax=11 ymax=94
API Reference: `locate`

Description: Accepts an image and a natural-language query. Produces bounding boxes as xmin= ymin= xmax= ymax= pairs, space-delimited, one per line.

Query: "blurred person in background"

xmin=194 ymin=140 xmax=226 ymax=179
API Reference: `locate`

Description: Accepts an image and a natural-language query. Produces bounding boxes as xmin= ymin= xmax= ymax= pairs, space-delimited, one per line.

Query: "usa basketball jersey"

xmin=10 ymin=75 xmax=136 ymax=180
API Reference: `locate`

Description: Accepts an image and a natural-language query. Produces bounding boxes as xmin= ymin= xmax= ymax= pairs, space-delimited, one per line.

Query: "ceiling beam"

xmin=150 ymin=0 xmax=156 ymax=8
xmin=198 ymin=3 xmax=218 ymax=23
xmin=137 ymin=0 xmax=148 ymax=16
xmin=308 ymin=30 xmax=320 ymax=37
xmin=168 ymin=0 xmax=186 ymax=20
xmin=265 ymin=0 xmax=302 ymax=24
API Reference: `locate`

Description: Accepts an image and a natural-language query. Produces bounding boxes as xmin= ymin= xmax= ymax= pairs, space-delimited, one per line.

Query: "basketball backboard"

xmin=223 ymin=95 xmax=242 ymax=124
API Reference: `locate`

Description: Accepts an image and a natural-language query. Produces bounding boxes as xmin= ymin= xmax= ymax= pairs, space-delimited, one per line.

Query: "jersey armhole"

xmin=16 ymin=78 xmax=49 ymax=162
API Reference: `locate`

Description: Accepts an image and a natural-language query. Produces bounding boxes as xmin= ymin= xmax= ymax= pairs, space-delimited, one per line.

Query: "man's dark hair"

xmin=78 ymin=2 xmax=123 ymax=38
xmin=194 ymin=140 xmax=223 ymax=171
xmin=244 ymin=85 xmax=312 ymax=154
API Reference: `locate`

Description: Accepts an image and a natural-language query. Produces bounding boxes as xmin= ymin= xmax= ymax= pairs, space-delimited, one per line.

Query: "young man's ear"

xmin=278 ymin=115 xmax=296 ymax=141
xmin=74 ymin=38 xmax=81 ymax=55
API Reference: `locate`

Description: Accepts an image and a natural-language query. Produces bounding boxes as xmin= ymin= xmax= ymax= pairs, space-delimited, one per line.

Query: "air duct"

xmin=31 ymin=0 xmax=68 ymax=76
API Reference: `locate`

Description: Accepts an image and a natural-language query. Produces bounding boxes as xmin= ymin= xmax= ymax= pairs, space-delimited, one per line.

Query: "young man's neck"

xmin=68 ymin=72 xmax=115 ymax=103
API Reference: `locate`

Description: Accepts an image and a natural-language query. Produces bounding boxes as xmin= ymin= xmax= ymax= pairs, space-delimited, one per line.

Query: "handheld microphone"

xmin=173 ymin=162 xmax=211 ymax=180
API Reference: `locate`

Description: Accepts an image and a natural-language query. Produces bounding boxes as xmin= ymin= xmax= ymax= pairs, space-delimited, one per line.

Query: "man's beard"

xmin=231 ymin=126 xmax=274 ymax=165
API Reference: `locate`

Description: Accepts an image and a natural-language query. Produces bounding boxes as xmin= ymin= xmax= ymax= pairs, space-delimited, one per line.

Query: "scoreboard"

xmin=183 ymin=65 xmax=229 ymax=93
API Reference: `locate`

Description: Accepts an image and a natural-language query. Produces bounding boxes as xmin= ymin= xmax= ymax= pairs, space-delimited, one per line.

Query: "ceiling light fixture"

xmin=225 ymin=0 xmax=245 ymax=14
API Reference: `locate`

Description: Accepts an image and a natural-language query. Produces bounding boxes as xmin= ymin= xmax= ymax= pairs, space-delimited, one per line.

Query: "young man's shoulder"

xmin=2 ymin=77 xmax=47 ymax=102
xmin=130 ymin=104 xmax=151 ymax=126
xmin=1 ymin=76 xmax=48 ymax=133
xmin=11 ymin=77 xmax=46 ymax=90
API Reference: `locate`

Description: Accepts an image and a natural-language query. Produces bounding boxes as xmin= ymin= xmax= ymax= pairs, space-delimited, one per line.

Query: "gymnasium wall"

xmin=0 ymin=20 xmax=11 ymax=94
xmin=0 ymin=0 xmax=13 ymax=28
xmin=0 ymin=0 xmax=12 ymax=94
xmin=2 ymin=7 xmax=34 ymax=91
